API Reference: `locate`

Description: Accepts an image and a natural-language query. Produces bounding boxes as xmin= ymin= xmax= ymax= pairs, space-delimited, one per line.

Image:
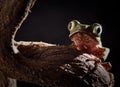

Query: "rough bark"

xmin=0 ymin=0 xmax=113 ymax=87
xmin=0 ymin=71 xmax=17 ymax=87
xmin=0 ymin=71 xmax=8 ymax=87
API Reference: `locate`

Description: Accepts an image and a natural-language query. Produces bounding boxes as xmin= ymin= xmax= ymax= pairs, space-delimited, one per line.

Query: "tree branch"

xmin=0 ymin=0 xmax=114 ymax=87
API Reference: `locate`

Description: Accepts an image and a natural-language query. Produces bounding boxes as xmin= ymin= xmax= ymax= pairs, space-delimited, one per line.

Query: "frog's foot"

xmin=101 ymin=62 xmax=112 ymax=71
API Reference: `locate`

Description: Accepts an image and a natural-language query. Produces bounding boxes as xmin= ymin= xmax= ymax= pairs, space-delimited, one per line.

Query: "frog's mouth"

xmin=71 ymin=32 xmax=105 ymax=59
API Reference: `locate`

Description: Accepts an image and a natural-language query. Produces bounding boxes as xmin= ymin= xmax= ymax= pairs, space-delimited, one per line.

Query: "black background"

xmin=15 ymin=0 xmax=119 ymax=87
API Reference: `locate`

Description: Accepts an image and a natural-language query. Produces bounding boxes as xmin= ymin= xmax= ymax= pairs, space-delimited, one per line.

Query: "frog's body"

xmin=68 ymin=20 xmax=110 ymax=61
xmin=70 ymin=32 xmax=106 ymax=59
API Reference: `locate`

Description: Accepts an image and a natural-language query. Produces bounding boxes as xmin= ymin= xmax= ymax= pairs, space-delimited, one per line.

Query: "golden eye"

xmin=68 ymin=22 xmax=73 ymax=31
xmin=92 ymin=23 xmax=102 ymax=36
xmin=68 ymin=20 xmax=80 ymax=31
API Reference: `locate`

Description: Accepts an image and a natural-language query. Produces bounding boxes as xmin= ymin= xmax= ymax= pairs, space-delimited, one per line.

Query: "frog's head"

xmin=68 ymin=20 xmax=109 ymax=60
xmin=68 ymin=20 xmax=102 ymax=45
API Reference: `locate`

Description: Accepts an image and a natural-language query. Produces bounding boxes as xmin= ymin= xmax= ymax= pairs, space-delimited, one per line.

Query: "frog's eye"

xmin=68 ymin=20 xmax=80 ymax=31
xmin=68 ymin=22 xmax=73 ymax=31
xmin=92 ymin=23 xmax=102 ymax=36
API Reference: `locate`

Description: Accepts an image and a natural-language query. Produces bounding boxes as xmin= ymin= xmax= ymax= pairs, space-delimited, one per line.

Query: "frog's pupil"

xmin=68 ymin=22 xmax=72 ymax=30
xmin=96 ymin=28 xmax=101 ymax=34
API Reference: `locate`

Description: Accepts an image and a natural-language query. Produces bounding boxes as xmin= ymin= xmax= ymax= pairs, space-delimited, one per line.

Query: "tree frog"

xmin=68 ymin=20 xmax=110 ymax=61
xmin=68 ymin=20 xmax=114 ymax=84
